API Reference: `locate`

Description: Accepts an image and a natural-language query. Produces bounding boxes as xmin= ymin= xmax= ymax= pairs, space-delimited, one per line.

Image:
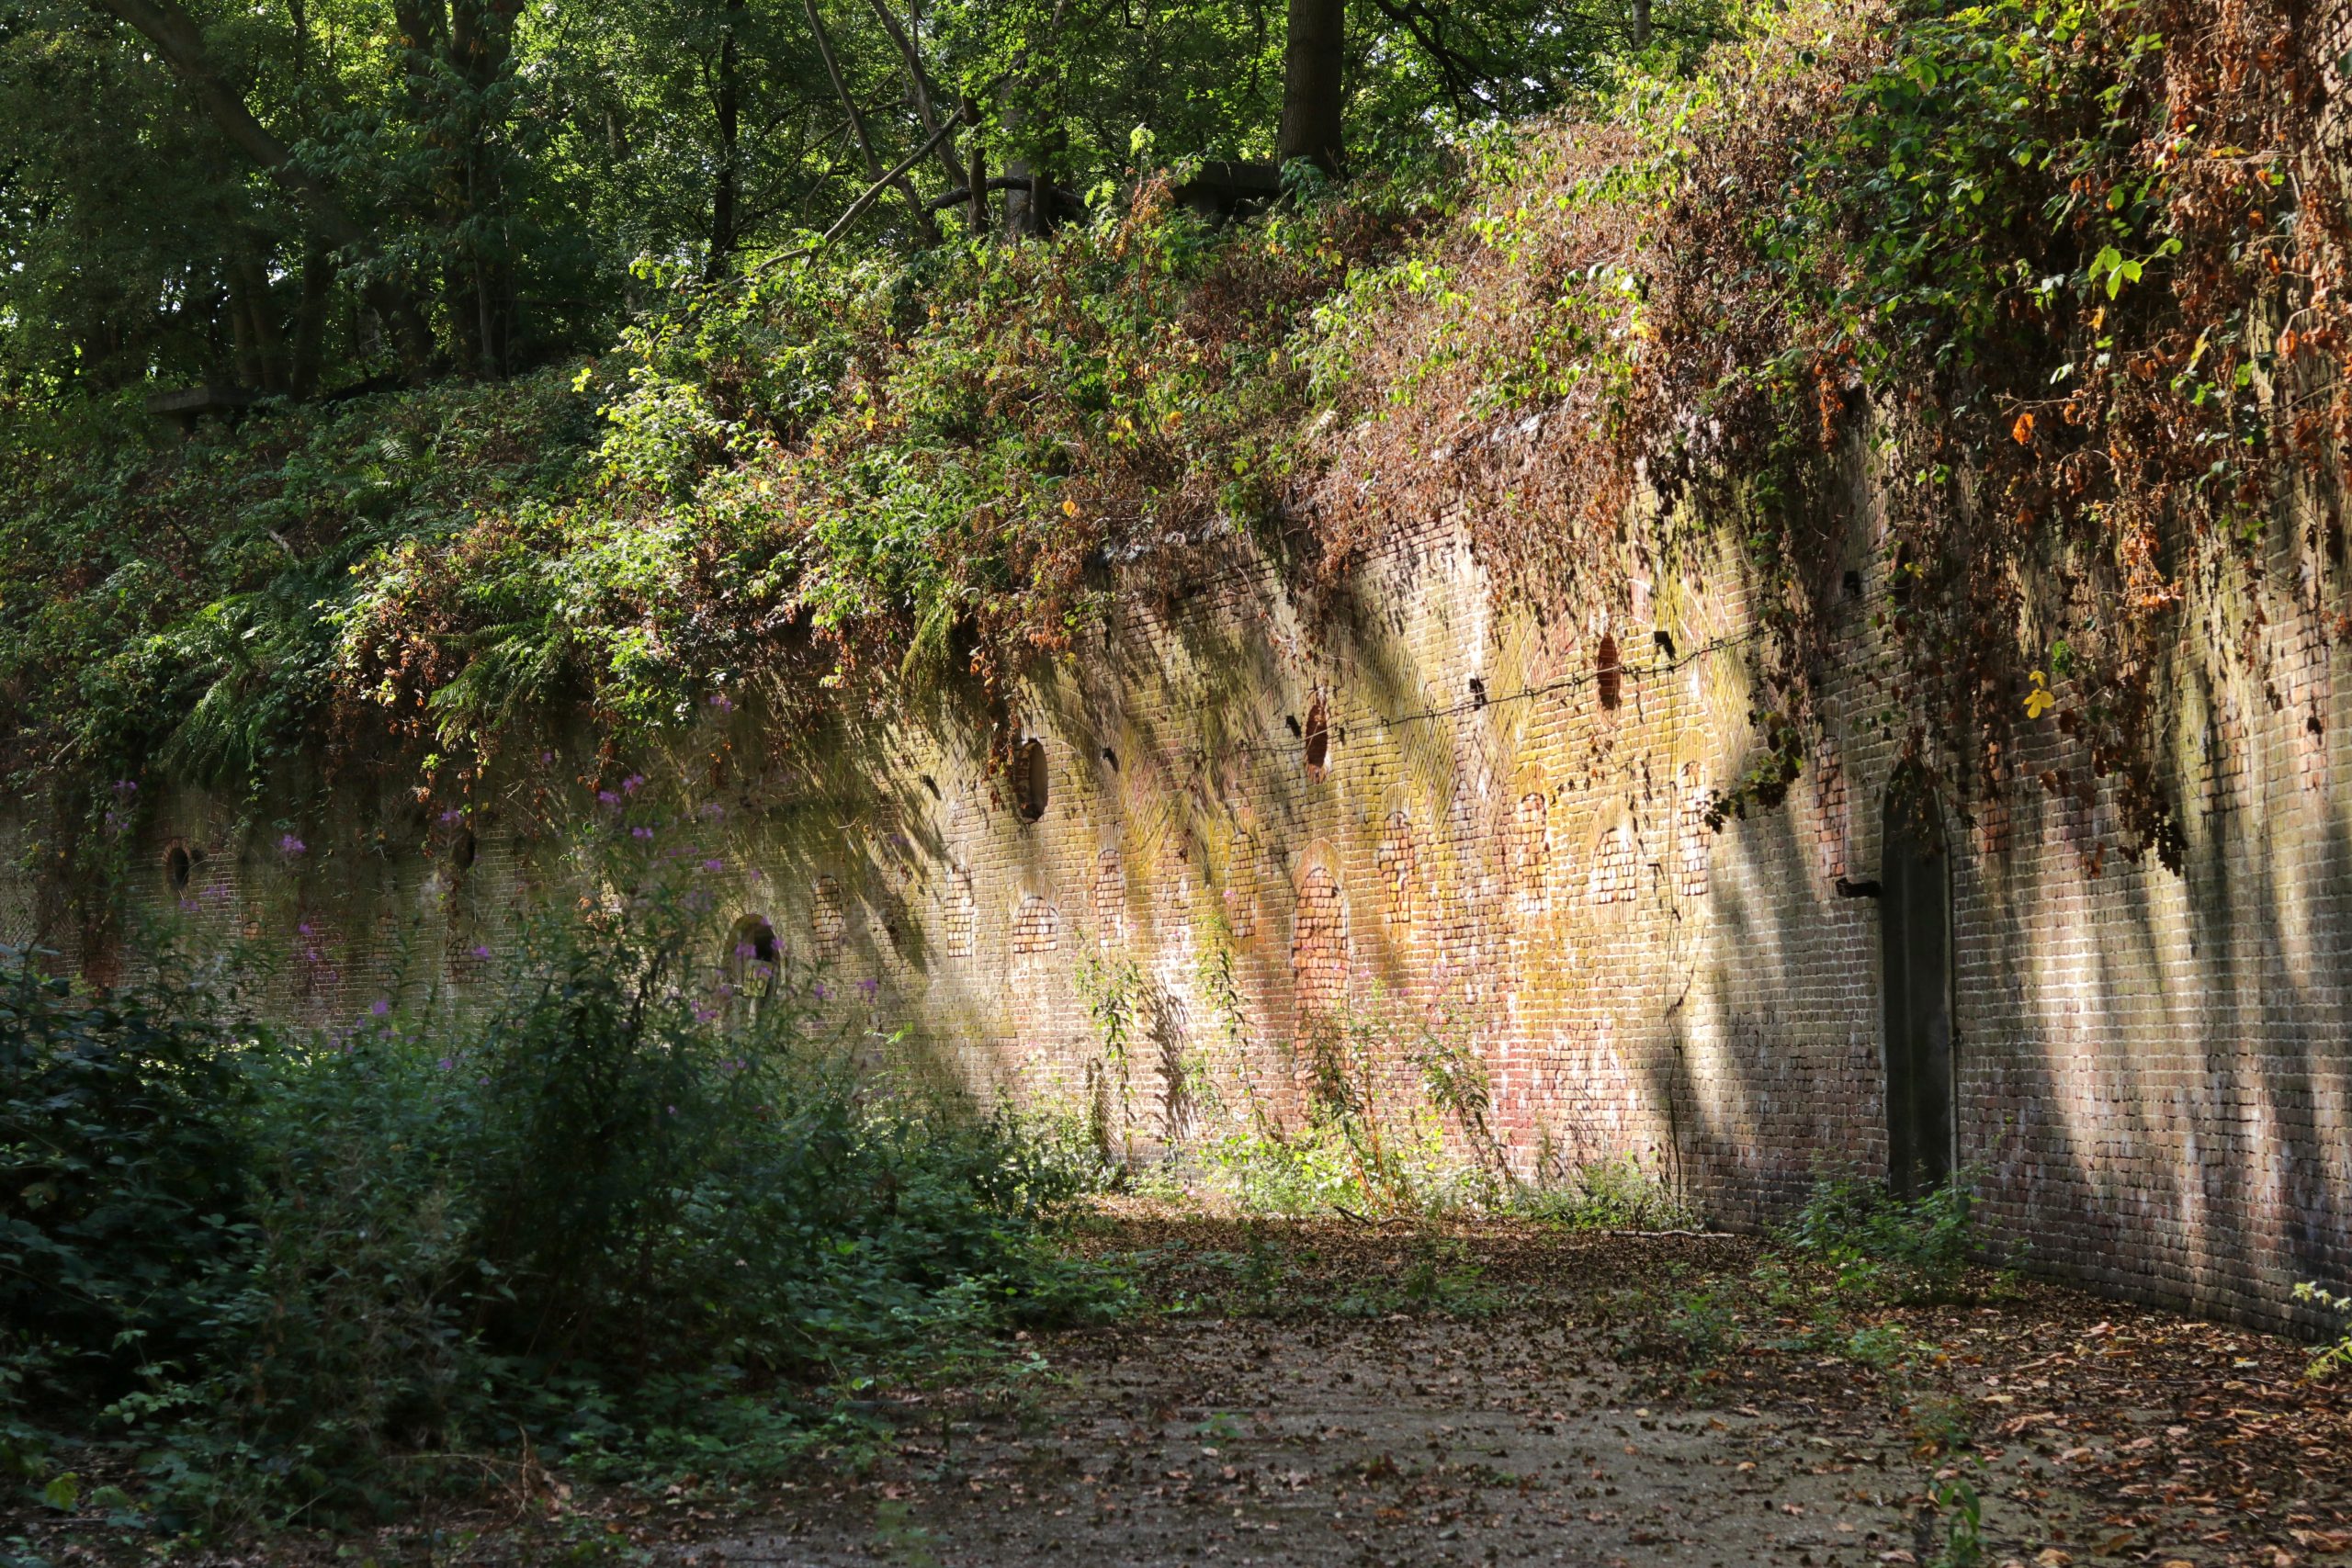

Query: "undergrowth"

xmin=0 ymin=832 xmax=1120 ymax=1541
xmin=1781 ymin=1168 xmax=1999 ymax=1305
xmin=2293 ymin=1281 xmax=2352 ymax=1383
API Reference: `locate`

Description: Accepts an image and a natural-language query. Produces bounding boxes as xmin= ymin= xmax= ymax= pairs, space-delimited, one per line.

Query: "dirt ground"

xmin=659 ymin=1209 xmax=2352 ymax=1568
xmin=14 ymin=1207 xmax=2352 ymax=1567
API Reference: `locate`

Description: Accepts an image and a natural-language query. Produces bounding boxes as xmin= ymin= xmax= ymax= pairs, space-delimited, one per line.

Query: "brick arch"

xmin=1290 ymin=852 xmax=1348 ymax=1043
xmin=810 ymin=874 xmax=848 ymax=959
xmin=1011 ymin=893 xmax=1060 ymax=956
xmin=1675 ymin=760 xmax=1713 ymax=899
xmin=1812 ymin=733 xmax=1849 ymax=883
xmin=1507 ymin=767 xmax=1553 ymax=916
xmin=940 ymin=865 xmax=978 ymax=958
xmin=1587 ymin=807 xmax=1642 ymax=908
xmin=1008 ymin=894 xmax=1063 ymax=1043
xmin=1083 ymin=845 xmax=1125 ymax=946
xmin=1374 ymin=807 xmax=1419 ymax=928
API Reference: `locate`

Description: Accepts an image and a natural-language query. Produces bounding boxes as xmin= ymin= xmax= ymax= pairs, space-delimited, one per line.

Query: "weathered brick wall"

xmin=7 ymin=449 xmax=2350 ymax=1333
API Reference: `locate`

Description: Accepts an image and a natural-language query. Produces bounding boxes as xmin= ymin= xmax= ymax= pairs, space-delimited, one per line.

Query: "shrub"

xmin=0 ymin=954 xmax=254 ymax=1410
xmin=1519 ymin=1154 xmax=1695 ymax=1232
xmin=1781 ymin=1171 xmax=1985 ymax=1304
xmin=0 ymin=848 xmax=1119 ymax=1532
xmin=1204 ymin=999 xmax=1509 ymax=1217
xmin=2291 ymin=1282 xmax=2352 ymax=1382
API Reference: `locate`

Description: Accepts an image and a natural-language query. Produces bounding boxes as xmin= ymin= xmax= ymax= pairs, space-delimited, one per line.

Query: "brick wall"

xmin=8 ymin=455 xmax=2351 ymax=1334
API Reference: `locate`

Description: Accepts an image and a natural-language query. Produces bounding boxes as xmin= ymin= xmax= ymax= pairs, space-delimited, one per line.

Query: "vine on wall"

xmin=1306 ymin=0 xmax=2351 ymax=863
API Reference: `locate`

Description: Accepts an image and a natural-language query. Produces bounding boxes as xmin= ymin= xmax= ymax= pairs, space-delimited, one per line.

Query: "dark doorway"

xmin=1880 ymin=775 xmax=1954 ymax=1196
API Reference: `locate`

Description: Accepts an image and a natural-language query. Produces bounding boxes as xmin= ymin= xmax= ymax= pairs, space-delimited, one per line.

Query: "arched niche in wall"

xmin=1091 ymin=844 xmax=1127 ymax=947
xmin=1670 ymin=733 xmax=1713 ymax=901
xmin=161 ymin=838 xmax=207 ymax=897
xmin=1585 ymin=806 xmax=1642 ymax=909
xmin=941 ymin=866 xmax=978 ymax=959
xmin=1374 ymin=802 xmax=1419 ymax=930
xmin=1289 ymin=843 xmax=1349 ymax=1047
xmin=810 ymin=874 xmax=848 ymax=960
xmin=1595 ymin=631 xmax=1623 ymax=713
xmin=1507 ymin=767 xmax=1553 ymax=917
xmin=1007 ymin=892 xmax=1063 ymax=1044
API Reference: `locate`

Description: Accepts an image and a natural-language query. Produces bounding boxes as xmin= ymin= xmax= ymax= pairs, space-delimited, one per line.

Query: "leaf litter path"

xmin=676 ymin=1209 xmax=2352 ymax=1568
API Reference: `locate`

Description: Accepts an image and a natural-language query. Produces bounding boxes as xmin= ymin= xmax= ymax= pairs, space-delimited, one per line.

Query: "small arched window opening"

xmin=164 ymin=841 xmax=202 ymax=893
xmin=1303 ymin=696 xmax=1329 ymax=775
xmin=451 ymin=828 xmax=478 ymax=870
xmin=1015 ymin=737 xmax=1049 ymax=822
xmin=729 ymin=914 xmax=780 ymax=994
xmin=1596 ymin=633 xmax=1623 ymax=712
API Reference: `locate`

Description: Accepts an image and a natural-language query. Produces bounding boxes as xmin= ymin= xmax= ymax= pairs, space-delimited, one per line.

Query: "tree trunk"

xmin=231 ymin=254 xmax=290 ymax=391
xmin=864 ymin=0 xmax=962 ymax=188
xmin=704 ymin=0 xmax=745 ymax=281
xmin=1630 ymin=0 xmax=1652 ymax=46
xmin=964 ymin=93 xmax=987 ymax=237
xmin=288 ymin=235 xmax=333 ymax=397
xmin=447 ymin=0 xmax=519 ymax=373
xmin=1277 ymin=0 xmax=1345 ymax=175
xmin=803 ymin=0 xmax=938 ymax=243
xmin=93 ymin=0 xmax=438 ymax=380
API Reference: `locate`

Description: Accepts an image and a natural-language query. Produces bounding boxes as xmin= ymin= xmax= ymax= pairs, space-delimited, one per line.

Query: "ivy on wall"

xmin=5 ymin=0 xmax=2344 ymax=920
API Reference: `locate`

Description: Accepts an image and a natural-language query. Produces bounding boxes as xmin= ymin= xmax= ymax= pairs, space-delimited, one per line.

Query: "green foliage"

xmin=0 ymin=847 xmax=1119 ymax=1533
xmin=1928 ymin=1463 xmax=1987 ymax=1568
xmin=0 ymin=955 xmax=254 ymax=1408
xmin=2 ymin=0 xmax=1718 ymax=400
xmin=2291 ymin=1281 xmax=2352 ymax=1382
xmin=1204 ymin=999 xmax=1510 ymax=1218
xmin=1517 ymin=1153 xmax=1695 ymax=1231
xmin=1781 ymin=1170 xmax=1986 ymax=1305
xmin=1329 ymin=1232 xmax=1504 ymax=1319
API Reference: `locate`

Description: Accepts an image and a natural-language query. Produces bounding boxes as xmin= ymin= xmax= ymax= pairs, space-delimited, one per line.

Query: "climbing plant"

xmin=1306 ymin=0 xmax=2351 ymax=862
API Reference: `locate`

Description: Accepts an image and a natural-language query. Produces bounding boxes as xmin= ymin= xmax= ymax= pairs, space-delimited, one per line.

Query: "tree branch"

xmin=801 ymin=0 xmax=936 ymax=242
xmin=861 ymin=0 xmax=963 ymax=186
xmin=757 ymin=104 xmax=968 ymax=271
xmin=88 ymin=0 xmax=364 ymax=247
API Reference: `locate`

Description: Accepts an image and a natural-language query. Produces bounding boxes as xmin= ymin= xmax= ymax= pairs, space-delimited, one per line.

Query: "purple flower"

xmin=110 ymin=779 xmax=138 ymax=795
xmin=436 ymin=1057 xmax=456 ymax=1071
xmin=278 ymin=833 xmax=307 ymax=857
xmin=858 ymin=977 xmax=879 ymax=998
xmin=368 ymin=998 xmax=390 ymax=1018
xmin=708 ymin=693 xmax=735 ymax=713
xmin=701 ymin=858 xmax=724 ymax=873
xmin=438 ymin=808 xmax=464 ymax=824
xmin=632 ymin=826 xmax=656 ymax=840
xmin=298 ymin=921 xmax=314 ymax=936
xmin=812 ymin=982 xmax=830 ymax=1001
xmin=596 ymin=790 xmax=621 ymax=807
xmin=470 ymin=944 xmax=492 ymax=961
xmin=623 ymin=774 xmax=645 ymax=795
xmin=693 ymin=1005 xmax=718 ymax=1023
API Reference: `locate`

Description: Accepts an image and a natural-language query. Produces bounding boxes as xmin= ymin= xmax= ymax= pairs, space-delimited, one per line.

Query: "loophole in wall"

xmin=1016 ymin=738 xmax=1049 ymax=822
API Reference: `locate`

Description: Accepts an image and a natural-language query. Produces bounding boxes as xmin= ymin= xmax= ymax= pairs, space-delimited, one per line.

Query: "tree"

xmin=1278 ymin=0 xmax=1345 ymax=174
